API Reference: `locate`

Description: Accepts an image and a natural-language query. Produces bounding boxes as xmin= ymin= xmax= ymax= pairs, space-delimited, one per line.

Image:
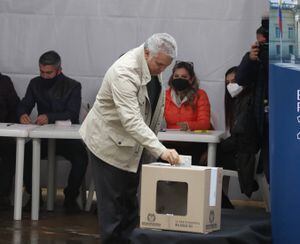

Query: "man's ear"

xmin=144 ymin=49 xmax=150 ymax=59
xmin=57 ymin=67 xmax=62 ymax=75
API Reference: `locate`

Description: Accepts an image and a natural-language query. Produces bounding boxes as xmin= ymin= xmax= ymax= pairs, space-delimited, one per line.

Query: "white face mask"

xmin=226 ymin=83 xmax=243 ymax=98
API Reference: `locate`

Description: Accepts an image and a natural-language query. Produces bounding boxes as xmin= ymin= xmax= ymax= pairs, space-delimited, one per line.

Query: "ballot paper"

xmin=55 ymin=120 xmax=72 ymax=127
xmin=151 ymin=155 xmax=192 ymax=167
xmin=177 ymin=155 xmax=192 ymax=167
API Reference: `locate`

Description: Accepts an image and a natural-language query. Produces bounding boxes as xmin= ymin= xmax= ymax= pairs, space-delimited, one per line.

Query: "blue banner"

xmin=269 ymin=64 xmax=300 ymax=244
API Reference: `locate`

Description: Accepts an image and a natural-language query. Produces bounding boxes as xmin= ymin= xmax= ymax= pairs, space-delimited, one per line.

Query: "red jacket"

xmin=164 ymin=88 xmax=211 ymax=131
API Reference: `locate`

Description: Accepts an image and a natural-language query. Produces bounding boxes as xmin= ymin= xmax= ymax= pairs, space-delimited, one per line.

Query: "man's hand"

xmin=249 ymin=42 xmax=260 ymax=61
xmin=160 ymin=149 xmax=180 ymax=165
xmin=20 ymin=114 xmax=32 ymax=124
xmin=35 ymin=114 xmax=49 ymax=125
xmin=177 ymin=122 xmax=190 ymax=131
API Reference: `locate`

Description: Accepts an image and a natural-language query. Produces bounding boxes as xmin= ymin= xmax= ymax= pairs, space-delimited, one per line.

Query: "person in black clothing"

xmin=217 ymin=67 xmax=260 ymax=208
xmin=0 ymin=73 xmax=20 ymax=210
xmin=235 ymin=17 xmax=269 ymax=182
xmin=17 ymin=51 xmax=88 ymax=213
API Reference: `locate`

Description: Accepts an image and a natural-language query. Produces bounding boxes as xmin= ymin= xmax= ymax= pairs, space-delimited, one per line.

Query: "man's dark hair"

xmin=256 ymin=17 xmax=269 ymax=42
xmin=39 ymin=50 xmax=61 ymax=68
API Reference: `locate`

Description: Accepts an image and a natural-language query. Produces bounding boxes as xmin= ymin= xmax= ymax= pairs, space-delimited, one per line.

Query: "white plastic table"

xmin=0 ymin=123 xmax=37 ymax=220
xmin=28 ymin=124 xmax=81 ymax=220
xmin=158 ymin=130 xmax=225 ymax=167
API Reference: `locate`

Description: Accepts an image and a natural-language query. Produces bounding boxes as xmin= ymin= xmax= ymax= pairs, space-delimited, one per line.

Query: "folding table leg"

xmin=47 ymin=139 xmax=56 ymax=211
xmin=13 ymin=138 xmax=25 ymax=220
xmin=32 ymin=138 xmax=41 ymax=220
xmin=207 ymin=143 xmax=217 ymax=167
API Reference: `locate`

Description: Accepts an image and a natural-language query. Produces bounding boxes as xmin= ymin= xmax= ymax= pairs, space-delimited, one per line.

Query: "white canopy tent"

xmin=0 ymin=0 xmax=269 ymax=130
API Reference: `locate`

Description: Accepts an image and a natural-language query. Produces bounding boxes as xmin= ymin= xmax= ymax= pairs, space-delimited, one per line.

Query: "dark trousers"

xmin=256 ymin=113 xmax=269 ymax=183
xmin=216 ymin=144 xmax=237 ymax=170
xmin=24 ymin=139 xmax=88 ymax=200
xmin=0 ymin=138 xmax=16 ymax=197
xmin=90 ymin=151 xmax=140 ymax=244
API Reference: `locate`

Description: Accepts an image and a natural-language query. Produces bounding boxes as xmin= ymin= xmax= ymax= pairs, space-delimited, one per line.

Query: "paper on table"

xmin=193 ymin=130 xmax=211 ymax=134
xmin=55 ymin=120 xmax=72 ymax=127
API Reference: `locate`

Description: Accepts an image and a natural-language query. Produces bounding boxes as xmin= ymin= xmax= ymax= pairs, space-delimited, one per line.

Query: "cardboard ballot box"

xmin=140 ymin=164 xmax=222 ymax=233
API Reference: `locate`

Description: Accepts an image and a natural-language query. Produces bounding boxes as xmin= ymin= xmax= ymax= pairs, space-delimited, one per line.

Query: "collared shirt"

xmin=147 ymin=76 xmax=161 ymax=118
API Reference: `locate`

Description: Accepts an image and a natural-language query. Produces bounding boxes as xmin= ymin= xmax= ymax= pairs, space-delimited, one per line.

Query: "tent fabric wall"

xmin=0 ymin=0 xmax=269 ymax=130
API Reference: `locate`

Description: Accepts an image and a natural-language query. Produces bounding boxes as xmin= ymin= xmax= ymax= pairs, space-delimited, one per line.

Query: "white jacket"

xmin=80 ymin=44 xmax=166 ymax=173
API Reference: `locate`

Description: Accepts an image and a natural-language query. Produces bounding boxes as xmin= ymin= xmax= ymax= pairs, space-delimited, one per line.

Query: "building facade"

xmin=269 ymin=1 xmax=300 ymax=62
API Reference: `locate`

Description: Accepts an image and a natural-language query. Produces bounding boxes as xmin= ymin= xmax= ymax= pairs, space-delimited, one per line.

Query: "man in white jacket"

xmin=80 ymin=33 xmax=179 ymax=243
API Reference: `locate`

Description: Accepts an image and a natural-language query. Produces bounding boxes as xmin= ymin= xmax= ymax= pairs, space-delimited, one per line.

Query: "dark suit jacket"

xmin=17 ymin=73 xmax=81 ymax=124
xmin=0 ymin=73 xmax=20 ymax=123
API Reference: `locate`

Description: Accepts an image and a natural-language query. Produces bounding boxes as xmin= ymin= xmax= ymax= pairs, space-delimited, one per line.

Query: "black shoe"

xmin=221 ymin=191 xmax=235 ymax=209
xmin=23 ymin=195 xmax=44 ymax=212
xmin=63 ymin=198 xmax=81 ymax=214
xmin=0 ymin=196 xmax=12 ymax=211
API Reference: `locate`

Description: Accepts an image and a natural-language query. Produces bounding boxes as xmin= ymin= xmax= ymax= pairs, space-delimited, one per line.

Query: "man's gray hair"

xmin=144 ymin=33 xmax=177 ymax=59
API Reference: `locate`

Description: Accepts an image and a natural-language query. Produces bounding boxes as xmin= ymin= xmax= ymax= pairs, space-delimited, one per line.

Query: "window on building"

xmin=276 ymin=45 xmax=281 ymax=55
xmin=289 ymin=45 xmax=294 ymax=54
xmin=275 ymin=26 xmax=280 ymax=38
xmin=288 ymin=27 xmax=294 ymax=39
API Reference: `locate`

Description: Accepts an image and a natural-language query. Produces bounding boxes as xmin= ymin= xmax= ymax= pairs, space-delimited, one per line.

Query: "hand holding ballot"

xmin=160 ymin=149 xmax=180 ymax=165
xmin=157 ymin=154 xmax=192 ymax=167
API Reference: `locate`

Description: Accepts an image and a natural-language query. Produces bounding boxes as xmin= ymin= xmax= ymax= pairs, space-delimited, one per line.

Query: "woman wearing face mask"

xmin=163 ymin=61 xmax=211 ymax=165
xmin=217 ymin=66 xmax=260 ymax=208
xmin=165 ymin=61 xmax=210 ymax=131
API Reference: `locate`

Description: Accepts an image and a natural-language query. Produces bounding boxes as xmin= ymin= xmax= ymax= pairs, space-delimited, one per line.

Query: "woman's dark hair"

xmin=168 ymin=61 xmax=199 ymax=110
xmin=224 ymin=66 xmax=238 ymax=129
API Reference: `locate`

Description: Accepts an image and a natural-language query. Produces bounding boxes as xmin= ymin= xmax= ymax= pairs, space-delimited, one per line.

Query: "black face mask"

xmin=40 ymin=74 xmax=59 ymax=88
xmin=171 ymin=78 xmax=190 ymax=91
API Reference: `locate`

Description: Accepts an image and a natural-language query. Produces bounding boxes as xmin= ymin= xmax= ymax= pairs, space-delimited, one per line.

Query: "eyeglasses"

xmin=175 ymin=60 xmax=194 ymax=68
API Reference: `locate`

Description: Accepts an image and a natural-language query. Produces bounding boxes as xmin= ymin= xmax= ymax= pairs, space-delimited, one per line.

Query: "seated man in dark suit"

xmin=0 ymin=73 xmax=20 ymax=210
xmin=17 ymin=50 xmax=88 ymax=213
